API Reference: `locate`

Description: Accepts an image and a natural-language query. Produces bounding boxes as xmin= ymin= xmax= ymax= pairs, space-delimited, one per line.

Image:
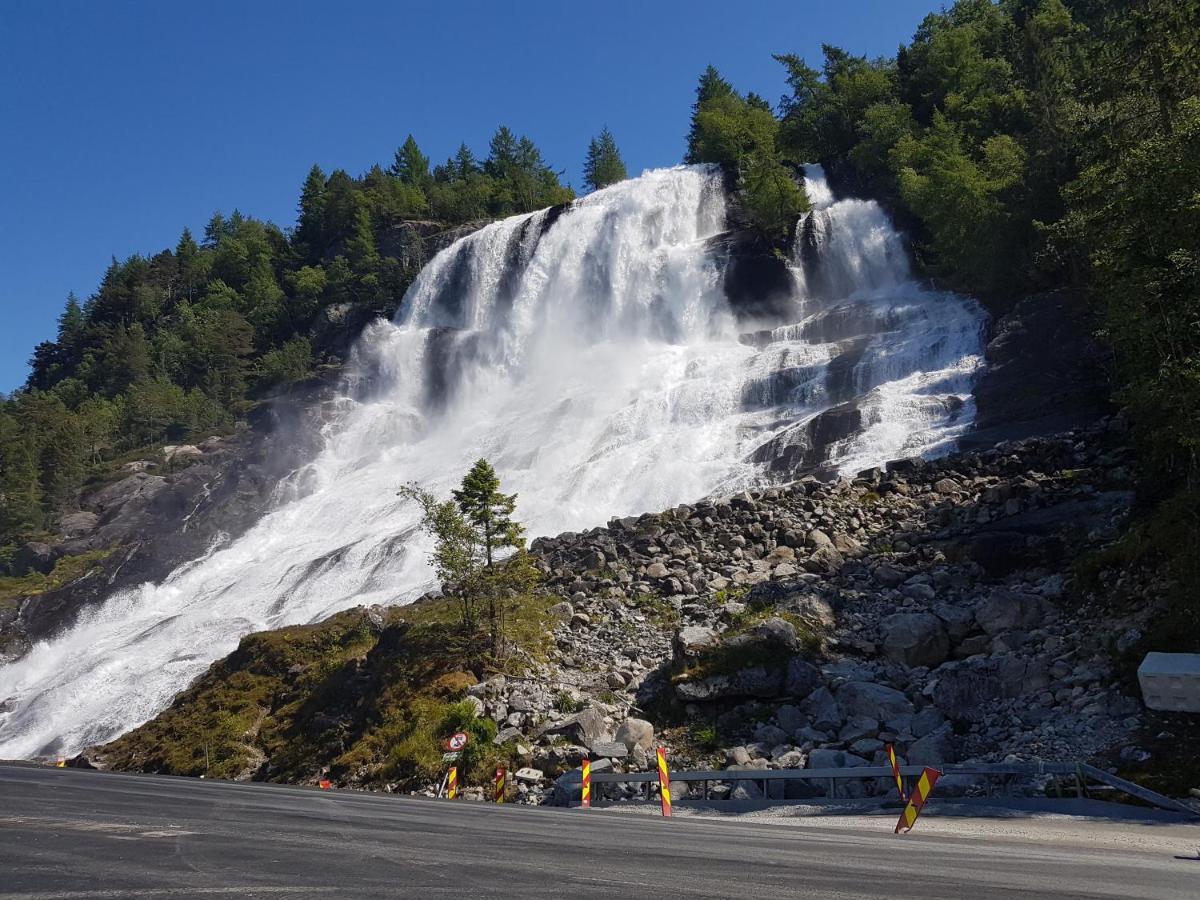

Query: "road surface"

xmin=1 ymin=763 xmax=1196 ymax=898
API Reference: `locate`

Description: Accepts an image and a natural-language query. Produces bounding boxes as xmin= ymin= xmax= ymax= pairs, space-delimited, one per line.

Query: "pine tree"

xmin=583 ymin=127 xmax=628 ymax=192
xmin=294 ymin=164 xmax=327 ymax=263
xmin=454 ymin=143 xmax=478 ymax=180
xmin=485 ymin=126 xmax=520 ymax=180
xmin=452 ymin=458 xmax=524 ymax=567
xmin=56 ymin=293 xmax=85 ymax=348
xmin=389 ymin=134 xmax=431 ymax=188
xmin=686 ymin=65 xmax=737 ymax=163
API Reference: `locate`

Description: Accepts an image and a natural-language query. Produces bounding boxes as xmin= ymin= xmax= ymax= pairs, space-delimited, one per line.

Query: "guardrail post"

xmin=581 ymin=758 xmax=591 ymax=809
xmin=656 ymin=747 xmax=673 ymax=818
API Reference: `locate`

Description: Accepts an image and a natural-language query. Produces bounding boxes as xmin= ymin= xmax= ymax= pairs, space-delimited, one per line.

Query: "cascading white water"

xmin=0 ymin=164 xmax=986 ymax=759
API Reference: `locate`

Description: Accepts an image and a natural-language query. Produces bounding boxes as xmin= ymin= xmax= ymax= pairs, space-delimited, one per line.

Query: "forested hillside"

xmin=0 ymin=127 xmax=576 ymax=566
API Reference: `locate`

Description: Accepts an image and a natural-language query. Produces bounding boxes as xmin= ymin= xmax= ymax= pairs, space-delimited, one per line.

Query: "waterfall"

xmin=0 ymin=165 xmax=986 ymax=759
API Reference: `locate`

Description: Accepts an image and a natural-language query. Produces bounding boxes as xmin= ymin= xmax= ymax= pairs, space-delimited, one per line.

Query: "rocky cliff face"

xmin=94 ymin=420 xmax=1162 ymax=804
xmin=0 ymin=372 xmax=342 ymax=662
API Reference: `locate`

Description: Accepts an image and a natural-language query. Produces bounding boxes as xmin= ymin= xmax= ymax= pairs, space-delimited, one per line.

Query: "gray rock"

xmin=514 ymin=767 xmax=544 ymax=783
xmin=933 ymin=604 xmax=974 ymax=643
xmin=975 ymin=590 xmax=1048 ymax=636
xmin=752 ymin=617 xmax=798 ymax=650
xmin=902 ymin=583 xmax=936 ymax=602
xmin=775 ymin=704 xmax=805 ymax=734
xmin=908 ymin=725 xmax=957 ymax=767
xmin=590 ymin=741 xmax=629 ymax=759
xmin=838 ymin=715 xmax=879 ymax=742
xmin=493 ymin=726 xmax=524 ymax=745
xmin=675 ymin=675 xmax=730 ymax=702
xmin=807 ymin=749 xmax=870 ymax=769
xmin=805 ymin=544 xmax=844 ymax=574
xmin=835 ymin=681 xmax=914 ymax=720
xmin=646 ymin=562 xmax=670 ymax=579
xmin=615 ymin=717 xmax=655 ymax=752
xmin=547 ymin=601 xmax=574 ymax=623
xmin=873 ymin=564 xmax=906 ymax=588
xmin=730 ymin=778 xmax=763 ymax=800
xmin=57 ymin=511 xmax=98 ymax=539
xmin=539 ymin=707 xmax=610 ymax=749
xmin=732 ymin=666 xmax=785 ymax=698
xmin=910 ymin=707 xmax=946 ymax=739
xmin=802 ymin=687 xmax=843 ymax=731
xmin=753 ymin=724 xmax=789 ymax=747
xmin=784 ymin=658 xmax=821 ymax=697
xmin=673 ymin=625 xmax=719 ymax=659
xmin=881 ymin=613 xmax=950 ymax=668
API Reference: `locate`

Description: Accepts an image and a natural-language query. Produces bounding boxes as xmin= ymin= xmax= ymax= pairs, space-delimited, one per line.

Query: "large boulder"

xmin=784 ymin=657 xmax=821 ymax=697
xmin=975 ymin=590 xmax=1049 ymax=636
xmin=539 ymin=707 xmax=610 ymax=750
xmin=835 ymin=681 xmax=914 ymax=721
xmin=907 ymin=725 xmax=957 ymax=767
xmin=881 ymin=613 xmax=950 ymax=668
xmin=615 ymin=717 xmax=655 ymax=752
xmin=801 ymin=686 xmax=843 ymax=731
xmin=673 ymin=626 xmax=719 ymax=661
xmin=807 ymin=748 xmax=870 ymax=769
xmin=932 ymin=657 xmax=1049 ymax=720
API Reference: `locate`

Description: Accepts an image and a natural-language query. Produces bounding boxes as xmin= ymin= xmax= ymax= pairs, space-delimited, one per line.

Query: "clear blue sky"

xmin=0 ymin=0 xmax=940 ymax=392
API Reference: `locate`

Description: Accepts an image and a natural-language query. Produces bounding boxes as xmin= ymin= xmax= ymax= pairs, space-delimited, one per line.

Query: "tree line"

xmin=0 ymin=127 xmax=629 ymax=565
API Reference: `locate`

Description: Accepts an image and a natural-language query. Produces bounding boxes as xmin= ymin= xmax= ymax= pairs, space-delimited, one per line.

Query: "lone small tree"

xmin=400 ymin=459 xmax=538 ymax=659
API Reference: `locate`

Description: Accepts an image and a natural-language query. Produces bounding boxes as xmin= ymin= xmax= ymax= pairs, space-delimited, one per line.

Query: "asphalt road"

xmin=1 ymin=763 xmax=1195 ymax=899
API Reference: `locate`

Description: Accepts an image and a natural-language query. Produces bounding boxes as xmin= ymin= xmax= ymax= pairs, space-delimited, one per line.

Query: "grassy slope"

xmin=99 ymin=594 xmax=555 ymax=787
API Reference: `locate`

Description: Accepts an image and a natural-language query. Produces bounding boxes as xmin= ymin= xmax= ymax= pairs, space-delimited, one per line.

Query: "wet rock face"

xmin=2 ymin=371 xmax=344 ymax=657
xmin=964 ymin=291 xmax=1112 ymax=449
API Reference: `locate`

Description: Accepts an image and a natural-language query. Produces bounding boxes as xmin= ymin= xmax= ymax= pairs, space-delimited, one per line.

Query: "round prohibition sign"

xmin=446 ymin=732 xmax=469 ymax=752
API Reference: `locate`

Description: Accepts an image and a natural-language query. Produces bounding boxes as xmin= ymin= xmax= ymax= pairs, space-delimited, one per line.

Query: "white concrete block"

xmin=1138 ymin=652 xmax=1200 ymax=712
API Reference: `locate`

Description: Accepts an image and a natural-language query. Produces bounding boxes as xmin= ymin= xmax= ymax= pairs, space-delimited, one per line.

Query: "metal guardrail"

xmin=589 ymin=761 xmax=1198 ymax=817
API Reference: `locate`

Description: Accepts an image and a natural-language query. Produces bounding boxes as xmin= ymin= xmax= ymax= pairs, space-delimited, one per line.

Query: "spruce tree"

xmin=389 ymin=134 xmax=431 ymax=188
xmin=294 ymin=164 xmax=327 ymax=263
xmin=452 ymin=458 xmax=524 ymax=567
xmin=686 ymin=65 xmax=737 ymax=163
xmin=583 ymin=127 xmax=628 ymax=192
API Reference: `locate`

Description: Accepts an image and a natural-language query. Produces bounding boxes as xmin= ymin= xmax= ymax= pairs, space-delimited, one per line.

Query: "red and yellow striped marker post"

xmin=581 ymin=758 xmax=592 ymax=809
xmin=894 ymin=767 xmax=941 ymax=833
xmin=494 ymin=767 xmax=506 ymax=804
xmin=447 ymin=766 xmax=458 ymax=800
xmin=886 ymin=744 xmax=906 ymax=801
xmin=656 ymin=747 xmax=672 ymax=818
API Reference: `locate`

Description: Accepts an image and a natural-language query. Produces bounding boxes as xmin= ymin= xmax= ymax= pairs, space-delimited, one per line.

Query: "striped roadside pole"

xmin=894 ymin=767 xmax=941 ymax=833
xmin=581 ymin=758 xmax=592 ymax=809
xmin=656 ymin=747 xmax=672 ymax=818
xmin=447 ymin=766 xmax=458 ymax=800
xmin=494 ymin=767 xmax=506 ymax=804
xmin=886 ymin=744 xmax=906 ymax=801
